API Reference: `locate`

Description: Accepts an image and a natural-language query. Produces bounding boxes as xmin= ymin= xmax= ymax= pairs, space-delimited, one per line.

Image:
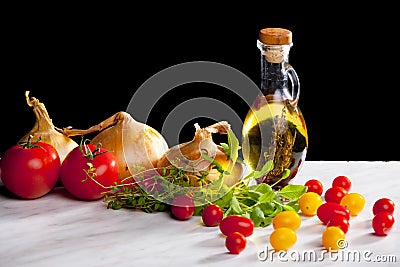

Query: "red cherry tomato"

xmin=327 ymin=214 xmax=350 ymax=233
xmin=304 ymin=179 xmax=324 ymax=196
xmin=317 ymin=202 xmax=350 ymax=225
xmin=0 ymin=139 xmax=60 ymax=199
xmin=60 ymin=143 xmax=119 ymax=200
xmin=170 ymin=194 xmax=195 ymax=220
xmin=202 ymin=204 xmax=223 ymax=227
xmin=324 ymin=186 xmax=347 ymax=203
xmin=373 ymin=198 xmax=395 ymax=215
xmin=332 ymin=175 xmax=352 ymax=192
xmin=372 ymin=211 xmax=395 ymax=236
xmin=225 ymin=232 xmax=247 ymax=254
xmin=219 ymin=215 xmax=254 ymax=237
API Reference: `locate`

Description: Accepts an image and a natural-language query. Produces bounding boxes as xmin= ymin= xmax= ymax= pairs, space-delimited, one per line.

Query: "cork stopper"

xmin=259 ymin=28 xmax=292 ymax=45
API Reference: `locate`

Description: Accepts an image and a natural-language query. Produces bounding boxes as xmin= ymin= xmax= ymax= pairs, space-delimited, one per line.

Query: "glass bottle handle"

xmin=286 ymin=64 xmax=300 ymax=107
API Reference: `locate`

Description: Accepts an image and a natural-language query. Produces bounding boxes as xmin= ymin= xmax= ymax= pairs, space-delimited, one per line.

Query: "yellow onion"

xmin=60 ymin=111 xmax=169 ymax=180
xmin=156 ymin=121 xmax=244 ymax=187
xmin=18 ymin=91 xmax=79 ymax=163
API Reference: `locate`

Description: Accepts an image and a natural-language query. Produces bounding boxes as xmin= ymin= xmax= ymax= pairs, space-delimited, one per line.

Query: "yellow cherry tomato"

xmin=322 ymin=226 xmax=346 ymax=251
xmin=340 ymin=192 xmax=366 ymax=216
xmin=269 ymin=227 xmax=297 ymax=251
xmin=298 ymin=192 xmax=323 ymax=216
xmin=272 ymin=210 xmax=302 ymax=231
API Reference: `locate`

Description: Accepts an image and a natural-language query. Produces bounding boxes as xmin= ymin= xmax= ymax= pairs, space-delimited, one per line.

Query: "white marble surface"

xmin=1 ymin=161 xmax=400 ymax=267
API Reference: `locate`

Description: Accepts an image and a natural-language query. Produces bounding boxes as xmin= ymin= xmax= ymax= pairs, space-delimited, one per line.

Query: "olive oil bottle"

xmin=242 ymin=28 xmax=308 ymax=188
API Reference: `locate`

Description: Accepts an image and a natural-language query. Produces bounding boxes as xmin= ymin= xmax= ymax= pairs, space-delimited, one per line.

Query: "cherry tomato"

xmin=372 ymin=211 xmax=395 ymax=236
xmin=219 ymin=215 xmax=254 ymax=237
xmin=0 ymin=139 xmax=60 ymax=199
xmin=225 ymin=232 xmax=247 ymax=254
xmin=202 ymin=204 xmax=223 ymax=227
xmin=272 ymin=210 xmax=301 ymax=231
xmin=298 ymin=191 xmax=323 ymax=216
xmin=373 ymin=198 xmax=395 ymax=215
xmin=269 ymin=227 xmax=297 ymax=251
xmin=340 ymin=192 xmax=366 ymax=216
xmin=170 ymin=194 xmax=195 ymax=220
xmin=327 ymin=214 xmax=350 ymax=234
xmin=324 ymin=186 xmax=347 ymax=203
xmin=317 ymin=202 xmax=350 ymax=225
xmin=60 ymin=143 xmax=119 ymax=200
xmin=332 ymin=175 xmax=352 ymax=192
xmin=322 ymin=226 xmax=346 ymax=251
xmin=304 ymin=179 xmax=324 ymax=196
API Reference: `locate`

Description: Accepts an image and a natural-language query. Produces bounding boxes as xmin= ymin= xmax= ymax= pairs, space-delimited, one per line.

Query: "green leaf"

xmin=224 ymin=206 xmax=232 ymax=216
xmin=220 ymin=143 xmax=230 ymax=157
xmin=258 ymin=190 xmax=276 ymax=203
xmin=282 ymin=204 xmax=296 ymax=212
xmin=241 ymin=213 xmax=251 ymax=219
xmin=277 ymin=184 xmax=307 ymax=200
xmin=284 ymin=199 xmax=301 ymax=212
xmin=138 ymin=197 xmax=146 ymax=206
xmin=231 ymin=196 xmax=243 ymax=214
xmin=259 ymin=217 xmax=272 ymax=227
xmin=213 ymin=189 xmax=233 ymax=210
xmin=255 ymin=183 xmax=273 ymax=194
xmin=239 ymin=197 xmax=257 ymax=207
xmin=270 ymin=205 xmax=283 ymax=217
xmin=250 ymin=206 xmax=273 ymax=227
xmin=247 ymin=190 xmax=263 ymax=201
xmin=258 ymin=202 xmax=276 ymax=216
xmin=253 ymin=160 xmax=274 ymax=179
xmin=193 ymin=204 xmax=206 ymax=216
xmin=282 ymin=169 xmax=291 ymax=179
xmin=250 ymin=206 xmax=264 ymax=227
xmin=200 ymin=153 xmax=224 ymax=173
xmin=270 ymin=169 xmax=291 ymax=188
xmin=227 ymin=129 xmax=240 ymax=163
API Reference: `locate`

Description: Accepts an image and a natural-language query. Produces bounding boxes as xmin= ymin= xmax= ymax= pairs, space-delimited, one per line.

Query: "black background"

xmin=1 ymin=3 xmax=398 ymax=161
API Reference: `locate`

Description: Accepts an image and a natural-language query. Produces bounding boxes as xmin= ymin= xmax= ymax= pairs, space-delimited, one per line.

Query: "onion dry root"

xmin=18 ymin=91 xmax=79 ymax=163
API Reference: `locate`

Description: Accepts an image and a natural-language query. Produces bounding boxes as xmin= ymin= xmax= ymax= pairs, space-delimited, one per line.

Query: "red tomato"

xmin=324 ymin=186 xmax=347 ymax=203
xmin=332 ymin=175 xmax=352 ymax=192
xmin=170 ymin=194 xmax=195 ymax=220
xmin=60 ymin=143 xmax=119 ymax=200
xmin=373 ymin=198 xmax=395 ymax=215
xmin=327 ymin=214 xmax=350 ymax=233
xmin=202 ymin=204 xmax=224 ymax=227
xmin=0 ymin=140 xmax=60 ymax=199
xmin=372 ymin=211 xmax=395 ymax=236
xmin=305 ymin=179 xmax=324 ymax=195
xmin=219 ymin=215 xmax=254 ymax=237
xmin=317 ymin=202 xmax=350 ymax=225
xmin=225 ymin=232 xmax=247 ymax=254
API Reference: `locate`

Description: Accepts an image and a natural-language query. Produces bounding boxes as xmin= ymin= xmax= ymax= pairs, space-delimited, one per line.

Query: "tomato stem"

xmin=18 ymin=135 xmax=43 ymax=149
xmin=78 ymin=137 xmax=107 ymax=160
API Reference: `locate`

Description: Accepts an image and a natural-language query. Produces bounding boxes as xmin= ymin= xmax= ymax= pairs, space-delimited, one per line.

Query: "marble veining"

xmin=1 ymin=161 xmax=400 ymax=267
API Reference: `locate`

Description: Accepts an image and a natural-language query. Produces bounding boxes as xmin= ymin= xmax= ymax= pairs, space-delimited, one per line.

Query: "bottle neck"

xmin=258 ymin=40 xmax=292 ymax=97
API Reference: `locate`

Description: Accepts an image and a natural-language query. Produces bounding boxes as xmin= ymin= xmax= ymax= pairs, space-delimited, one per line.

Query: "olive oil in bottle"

xmin=242 ymin=28 xmax=308 ymax=188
